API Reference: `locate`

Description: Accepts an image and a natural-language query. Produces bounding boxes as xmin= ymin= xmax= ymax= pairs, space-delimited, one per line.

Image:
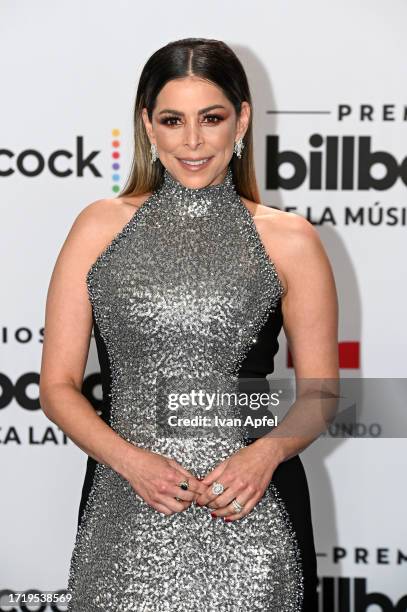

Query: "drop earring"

xmin=233 ymin=137 xmax=245 ymax=159
xmin=150 ymin=143 xmax=158 ymax=164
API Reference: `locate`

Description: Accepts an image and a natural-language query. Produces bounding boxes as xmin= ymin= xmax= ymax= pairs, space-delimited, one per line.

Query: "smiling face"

xmin=142 ymin=76 xmax=250 ymax=188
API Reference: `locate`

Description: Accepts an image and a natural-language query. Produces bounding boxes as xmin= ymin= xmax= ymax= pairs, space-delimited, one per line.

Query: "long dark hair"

xmin=118 ymin=37 xmax=260 ymax=202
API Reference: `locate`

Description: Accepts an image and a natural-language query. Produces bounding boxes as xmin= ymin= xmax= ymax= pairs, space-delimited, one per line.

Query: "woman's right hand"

xmin=123 ymin=446 xmax=205 ymax=515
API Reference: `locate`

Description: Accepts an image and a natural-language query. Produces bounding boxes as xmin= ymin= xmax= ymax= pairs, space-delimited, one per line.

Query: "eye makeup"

xmin=159 ymin=113 xmax=225 ymax=126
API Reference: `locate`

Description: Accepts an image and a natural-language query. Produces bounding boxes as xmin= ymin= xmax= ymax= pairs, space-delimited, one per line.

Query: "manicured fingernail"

xmin=210 ymin=512 xmax=217 ymax=518
xmin=224 ymin=517 xmax=232 ymax=522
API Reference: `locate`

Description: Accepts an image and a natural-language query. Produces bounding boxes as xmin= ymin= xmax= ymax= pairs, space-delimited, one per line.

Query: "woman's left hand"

xmin=195 ymin=440 xmax=282 ymax=521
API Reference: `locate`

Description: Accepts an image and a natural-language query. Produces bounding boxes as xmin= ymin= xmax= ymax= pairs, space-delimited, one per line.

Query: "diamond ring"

xmin=211 ymin=481 xmax=225 ymax=496
xmin=231 ymin=498 xmax=243 ymax=513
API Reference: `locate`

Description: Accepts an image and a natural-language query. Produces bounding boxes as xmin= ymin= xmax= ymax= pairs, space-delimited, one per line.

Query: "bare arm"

xmin=39 ymin=198 xmax=204 ymax=514
xmin=39 ymin=199 xmax=140 ymax=478
xmin=254 ymin=213 xmax=340 ymax=463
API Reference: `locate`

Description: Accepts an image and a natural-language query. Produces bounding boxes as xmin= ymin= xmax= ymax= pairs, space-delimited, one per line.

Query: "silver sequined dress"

xmin=66 ymin=165 xmax=317 ymax=611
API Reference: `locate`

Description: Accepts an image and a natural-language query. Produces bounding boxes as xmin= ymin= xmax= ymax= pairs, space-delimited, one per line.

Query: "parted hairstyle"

xmin=118 ymin=37 xmax=260 ymax=203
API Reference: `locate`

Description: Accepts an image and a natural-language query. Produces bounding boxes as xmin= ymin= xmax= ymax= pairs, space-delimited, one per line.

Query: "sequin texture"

xmin=66 ymin=164 xmax=304 ymax=611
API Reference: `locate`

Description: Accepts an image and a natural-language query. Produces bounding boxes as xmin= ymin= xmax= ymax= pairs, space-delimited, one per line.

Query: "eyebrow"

xmin=157 ymin=104 xmax=227 ymax=116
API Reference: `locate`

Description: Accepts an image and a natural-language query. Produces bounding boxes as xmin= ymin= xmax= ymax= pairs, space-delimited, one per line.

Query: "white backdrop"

xmin=1 ymin=0 xmax=406 ymax=609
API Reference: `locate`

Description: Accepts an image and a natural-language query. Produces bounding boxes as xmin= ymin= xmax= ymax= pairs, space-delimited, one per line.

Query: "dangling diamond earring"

xmin=150 ymin=143 xmax=158 ymax=164
xmin=233 ymin=137 xmax=245 ymax=159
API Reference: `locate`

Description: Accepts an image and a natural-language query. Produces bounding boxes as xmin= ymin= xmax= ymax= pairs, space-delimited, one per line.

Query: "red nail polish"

xmin=210 ymin=512 xmax=217 ymax=518
xmin=224 ymin=517 xmax=231 ymax=522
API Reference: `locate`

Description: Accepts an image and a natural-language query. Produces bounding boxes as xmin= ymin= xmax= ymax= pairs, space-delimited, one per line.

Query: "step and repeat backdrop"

xmin=1 ymin=0 xmax=406 ymax=609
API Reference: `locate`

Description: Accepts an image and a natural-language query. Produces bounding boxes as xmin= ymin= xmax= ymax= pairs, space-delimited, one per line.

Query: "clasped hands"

xmin=128 ymin=439 xmax=281 ymax=521
xmin=184 ymin=442 xmax=280 ymax=522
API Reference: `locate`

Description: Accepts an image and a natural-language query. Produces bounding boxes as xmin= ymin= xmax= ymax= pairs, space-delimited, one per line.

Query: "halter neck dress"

xmin=66 ymin=164 xmax=317 ymax=611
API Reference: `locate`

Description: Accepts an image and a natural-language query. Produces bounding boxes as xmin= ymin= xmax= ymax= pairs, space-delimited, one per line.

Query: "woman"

xmin=40 ymin=37 xmax=339 ymax=611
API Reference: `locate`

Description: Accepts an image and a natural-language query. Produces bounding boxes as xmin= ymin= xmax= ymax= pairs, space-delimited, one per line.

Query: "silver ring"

xmin=231 ymin=498 xmax=243 ymax=513
xmin=211 ymin=481 xmax=224 ymax=496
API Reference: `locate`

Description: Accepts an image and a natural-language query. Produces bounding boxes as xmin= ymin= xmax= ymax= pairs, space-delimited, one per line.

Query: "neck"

xmin=154 ymin=164 xmax=238 ymax=218
xmin=158 ymin=164 xmax=237 ymax=210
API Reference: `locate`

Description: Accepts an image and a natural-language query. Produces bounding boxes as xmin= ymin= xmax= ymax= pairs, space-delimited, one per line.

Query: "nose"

xmin=184 ymin=119 xmax=203 ymax=150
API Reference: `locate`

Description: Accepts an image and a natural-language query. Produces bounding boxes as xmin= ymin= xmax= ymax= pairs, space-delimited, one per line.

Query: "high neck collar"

xmin=157 ymin=165 xmax=238 ymax=216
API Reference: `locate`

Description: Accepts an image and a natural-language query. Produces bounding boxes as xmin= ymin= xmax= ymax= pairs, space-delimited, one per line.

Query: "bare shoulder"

xmin=70 ymin=193 xmax=153 ymax=263
xmin=245 ymin=198 xmax=320 ymax=250
xmin=241 ymin=197 xmax=326 ymax=295
xmin=75 ymin=193 xmax=152 ymax=234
